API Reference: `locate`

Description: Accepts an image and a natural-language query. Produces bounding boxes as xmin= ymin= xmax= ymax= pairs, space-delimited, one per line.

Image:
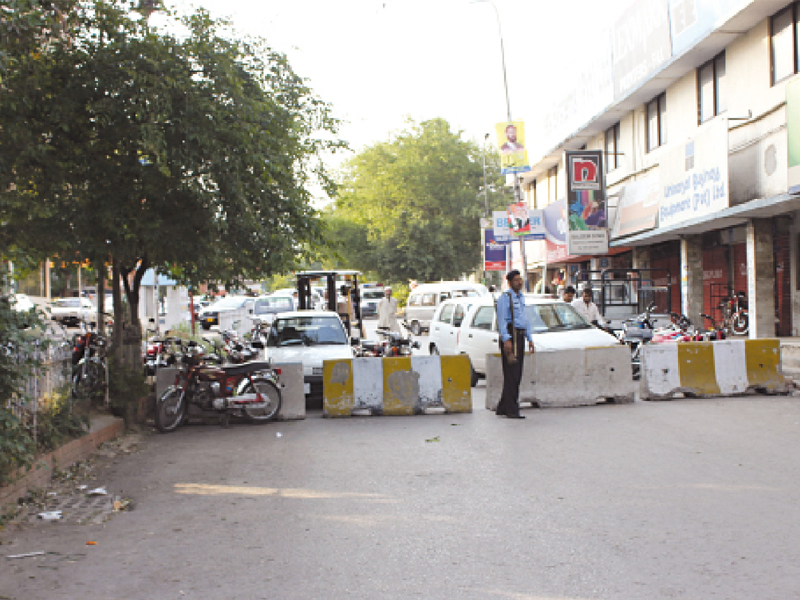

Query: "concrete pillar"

xmin=747 ymin=219 xmax=776 ymax=338
xmin=680 ymin=235 xmax=703 ymax=326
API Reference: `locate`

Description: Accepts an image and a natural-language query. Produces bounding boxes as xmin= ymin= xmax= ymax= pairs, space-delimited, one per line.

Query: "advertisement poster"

xmin=494 ymin=208 xmax=545 ymax=241
xmin=483 ymin=229 xmax=508 ymax=271
xmin=611 ymin=174 xmax=660 ymax=238
xmin=659 ymin=117 xmax=729 ymax=227
xmin=495 ymin=121 xmax=531 ymax=175
xmin=566 ymin=150 xmax=609 ymax=255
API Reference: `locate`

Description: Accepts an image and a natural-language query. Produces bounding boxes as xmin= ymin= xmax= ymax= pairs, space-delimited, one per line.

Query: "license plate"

xmin=205 ymin=318 xmax=214 ymax=323
xmin=304 ymin=383 xmax=310 ymax=394
xmin=312 ymin=367 xmax=323 ymax=376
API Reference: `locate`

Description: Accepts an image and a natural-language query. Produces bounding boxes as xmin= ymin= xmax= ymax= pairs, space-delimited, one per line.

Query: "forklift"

xmin=296 ymin=270 xmax=364 ymax=339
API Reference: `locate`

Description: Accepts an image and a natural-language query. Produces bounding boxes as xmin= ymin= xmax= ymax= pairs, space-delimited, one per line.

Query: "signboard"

xmin=543 ymin=199 xmax=569 ymax=262
xmin=659 ymin=117 xmax=729 ymax=227
xmin=566 ymin=150 xmax=609 ymax=255
xmin=483 ymin=229 xmax=508 ymax=271
xmin=612 ymin=0 xmax=672 ymax=100
xmin=788 ymin=78 xmax=800 ymax=194
xmin=611 ymin=174 xmax=660 ymax=238
xmin=493 ymin=208 xmax=544 ymax=242
xmin=670 ymin=0 xmax=752 ymax=56
xmin=495 ymin=121 xmax=531 ymax=175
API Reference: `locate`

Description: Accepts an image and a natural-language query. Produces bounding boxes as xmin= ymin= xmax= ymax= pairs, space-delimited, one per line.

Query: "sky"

xmin=159 ymin=0 xmax=637 ymax=197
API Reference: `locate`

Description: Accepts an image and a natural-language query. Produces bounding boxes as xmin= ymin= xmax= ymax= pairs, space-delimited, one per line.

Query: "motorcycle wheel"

xmin=242 ymin=378 xmax=282 ymax=423
xmin=732 ymin=313 xmax=749 ymax=336
xmin=155 ymin=388 xmax=186 ymax=433
xmin=72 ymin=362 xmax=105 ymax=399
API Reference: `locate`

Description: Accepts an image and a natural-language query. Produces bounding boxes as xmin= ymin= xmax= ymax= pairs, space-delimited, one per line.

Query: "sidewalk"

xmin=0 ymin=414 xmax=124 ymax=512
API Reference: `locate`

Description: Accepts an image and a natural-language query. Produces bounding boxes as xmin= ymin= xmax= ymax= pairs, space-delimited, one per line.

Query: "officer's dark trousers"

xmin=496 ymin=328 xmax=526 ymax=416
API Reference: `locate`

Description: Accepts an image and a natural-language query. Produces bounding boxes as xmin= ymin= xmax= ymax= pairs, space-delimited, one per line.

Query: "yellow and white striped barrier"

xmin=641 ymin=339 xmax=786 ymax=399
xmin=485 ymin=345 xmax=636 ymax=410
xmin=323 ymin=356 xmax=472 ymax=417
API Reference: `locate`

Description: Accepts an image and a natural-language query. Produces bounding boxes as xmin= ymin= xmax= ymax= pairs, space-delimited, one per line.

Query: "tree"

xmin=328 ymin=118 xmax=508 ymax=283
xmin=0 ymin=0 xmax=343 ymax=362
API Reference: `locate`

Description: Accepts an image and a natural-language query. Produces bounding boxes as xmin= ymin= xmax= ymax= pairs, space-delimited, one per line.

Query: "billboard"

xmin=612 ymin=0 xmax=672 ymax=99
xmin=495 ymin=121 xmax=531 ymax=175
xmin=483 ymin=229 xmax=508 ymax=271
xmin=611 ymin=174 xmax=660 ymax=238
xmin=788 ymin=78 xmax=800 ymax=194
xmin=566 ymin=151 xmax=609 ymax=255
xmin=659 ymin=117 xmax=729 ymax=227
xmin=494 ymin=208 xmax=545 ymax=242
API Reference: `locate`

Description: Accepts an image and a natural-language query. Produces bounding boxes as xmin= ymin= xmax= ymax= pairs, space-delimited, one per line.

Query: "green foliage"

xmin=35 ymin=389 xmax=90 ymax=453
xmin=1 ymin=0 xmax=345 ymax=338
xmin=107 ymin=356 xmax=149 ymax=420
xmin=0 ymin=409 xmax=35 ymax=486
xmin=328 ymin=118 xmax=510 ymax=283
xmin=391 ymin=283 xmax=410 ymax=310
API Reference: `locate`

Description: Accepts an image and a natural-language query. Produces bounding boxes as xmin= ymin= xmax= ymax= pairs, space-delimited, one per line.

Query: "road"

xmin=3 ymin=386 xmax=800 ymax=600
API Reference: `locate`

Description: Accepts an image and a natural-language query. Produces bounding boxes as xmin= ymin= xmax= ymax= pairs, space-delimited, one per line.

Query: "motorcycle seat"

xmin=220 ymin=361 xmax=273 ymax=376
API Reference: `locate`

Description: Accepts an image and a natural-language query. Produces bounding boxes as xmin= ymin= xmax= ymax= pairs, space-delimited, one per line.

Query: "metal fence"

xmin=5 ymin=339 xmax=73 ymax=442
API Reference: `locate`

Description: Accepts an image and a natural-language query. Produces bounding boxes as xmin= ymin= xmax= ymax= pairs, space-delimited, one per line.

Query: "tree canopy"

xmin=0 ymin=0 xmax=343 ymax=330
xmin=326 ymin=118 xmax=508 ymax=283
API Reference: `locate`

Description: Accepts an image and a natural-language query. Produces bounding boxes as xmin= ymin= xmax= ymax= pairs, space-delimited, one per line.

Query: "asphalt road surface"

xmin=3 ymin=388 xmax=800 ymax=600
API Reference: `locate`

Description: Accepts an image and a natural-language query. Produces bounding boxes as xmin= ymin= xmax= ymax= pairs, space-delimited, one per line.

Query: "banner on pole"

xmin=495 ymin=121 xmax=531 ymax=175
xmin=565 ymin=150 xmax=609 ymax=255
xmin=484 ymin=229 xmax=508 ymax=271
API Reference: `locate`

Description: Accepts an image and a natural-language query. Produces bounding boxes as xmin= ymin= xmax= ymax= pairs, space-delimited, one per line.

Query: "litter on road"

xmin=86 ymin=487 xmax=107 ymax=496
xmin=6 ymin=551 xmax=45 ymax=559
xmin=37 ymin=511 xmax=63 ymax=521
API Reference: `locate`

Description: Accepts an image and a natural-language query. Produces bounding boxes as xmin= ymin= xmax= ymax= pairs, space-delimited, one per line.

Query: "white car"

xmin=50 ymin=297 xmax=95 ymax=326
xmin=429 ymin=295 xmax=620 ymax=387
xmin=263 ymin=311 xmax=355 ymax=402
xmin=9 ymin=293 xmax=36 ymax=313
xmin=198 ymin=296 xmax=255 ymax=330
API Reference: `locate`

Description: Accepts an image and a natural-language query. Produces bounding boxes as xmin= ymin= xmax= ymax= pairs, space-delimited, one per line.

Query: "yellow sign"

xmin=495 ymin=121 xmax=531 ymax=174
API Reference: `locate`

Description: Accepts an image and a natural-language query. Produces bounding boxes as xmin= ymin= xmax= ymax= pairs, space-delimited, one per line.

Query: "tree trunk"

xmin=118 ymin=258 xmax=148 ymax=371
xmin=97 ymin=267 xmax=105 ymax=336
xmin=111 ymin=259 xmax=124 ymax=366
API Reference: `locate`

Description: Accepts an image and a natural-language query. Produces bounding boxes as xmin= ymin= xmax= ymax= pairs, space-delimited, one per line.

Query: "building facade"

xmin=519 ymin=0 xmax=800 ymax=337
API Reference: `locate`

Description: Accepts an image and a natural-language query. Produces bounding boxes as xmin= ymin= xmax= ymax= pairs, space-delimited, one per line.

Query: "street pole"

xmin=478 ymin=0 xmax=529 ymax=290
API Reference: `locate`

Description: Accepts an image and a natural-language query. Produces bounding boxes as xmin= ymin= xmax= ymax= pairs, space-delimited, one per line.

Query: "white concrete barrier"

xmin=323 ymin=355 xmax=472 ymax=417
xmin=641 ymin=339 xmax=786 ymax=400
xmin=485 ymin=346 xmax=635 ymax=410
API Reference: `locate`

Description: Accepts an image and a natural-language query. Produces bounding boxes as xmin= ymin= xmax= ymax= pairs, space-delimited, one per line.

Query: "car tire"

xmin=201 ymin=323 xmax=211 ymax=331
xmin=429 ymin=344 xmax=439 ymax=356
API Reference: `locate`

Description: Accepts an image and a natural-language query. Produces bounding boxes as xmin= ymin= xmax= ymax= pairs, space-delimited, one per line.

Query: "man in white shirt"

xmin=376 ymin=287 xmax=400 ymax=333
xmin=571 ymin=288 xmax=607 ymax=328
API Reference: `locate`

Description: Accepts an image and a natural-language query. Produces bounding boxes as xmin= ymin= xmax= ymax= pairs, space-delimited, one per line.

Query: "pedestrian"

xmin=571 ymin=287 xmax=607 ymax=328
xmin=376 ymin=286 xmax=400 ymax=333
xmin=562 ymin=285 xmax=576 ymax=304
xmin=495 ymin=270 xmax=534 ymax=419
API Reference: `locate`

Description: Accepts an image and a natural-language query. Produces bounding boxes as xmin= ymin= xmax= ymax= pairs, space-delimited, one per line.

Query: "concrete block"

xmin=273 ymin=362 xmax=305 ymax=420
xmin=323 ymin=356 xmax=472 ymax=417
xmin=485 ymin=346 xmax=635 ymax=410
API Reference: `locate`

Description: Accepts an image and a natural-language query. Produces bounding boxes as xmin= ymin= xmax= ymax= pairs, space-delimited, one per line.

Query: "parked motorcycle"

xmin=154 ymin=340 xmax=281 ymax=432
xmin=726 ymin=291 xmax=749 ymax=336
xmin=71 ymin=323 xmax=108 ymax=399
xmin=620 ymin=301 xmax=656 ymax=380
xmin=375 ymin=326 xmax=420 ymax=357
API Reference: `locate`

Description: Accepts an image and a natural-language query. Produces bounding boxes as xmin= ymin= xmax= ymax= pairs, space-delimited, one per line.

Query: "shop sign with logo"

xmin=566 ymin=150 xmax=609 ymax=255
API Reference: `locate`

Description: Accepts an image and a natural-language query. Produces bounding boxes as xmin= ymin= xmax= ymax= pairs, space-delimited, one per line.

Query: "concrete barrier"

xmin=485 ymin=346 xmax=635 ymax=410
xmin=323 ymin=355 xmax=472 ymax=417
xmin=155 ymin=363 xmax=305 ymax=420
xmin=641 ymin=339 xmax=786 ymax=400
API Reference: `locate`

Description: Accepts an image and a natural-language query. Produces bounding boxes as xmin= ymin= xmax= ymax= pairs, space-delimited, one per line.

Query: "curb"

xmin=0 ymin=415 xmax=125 ymax=513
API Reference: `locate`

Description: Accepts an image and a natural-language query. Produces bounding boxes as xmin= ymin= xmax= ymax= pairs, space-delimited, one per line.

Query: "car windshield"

xmin=55 ymin=299 xmax=81 ymax=308
xmin=208 ymin=297 xmax=246 ymax=310
xmin=268 ymin=316 xmax=348 ymax=347
xmin=362 ymin=291 xmax=384 ymax=300
xmin=255 ymin=297 xmax=293 ymax=314
xmin=452 ymin=289 xmax=480 ymax=298
xmin=526 ymin=303 xmax=592 ymax=333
